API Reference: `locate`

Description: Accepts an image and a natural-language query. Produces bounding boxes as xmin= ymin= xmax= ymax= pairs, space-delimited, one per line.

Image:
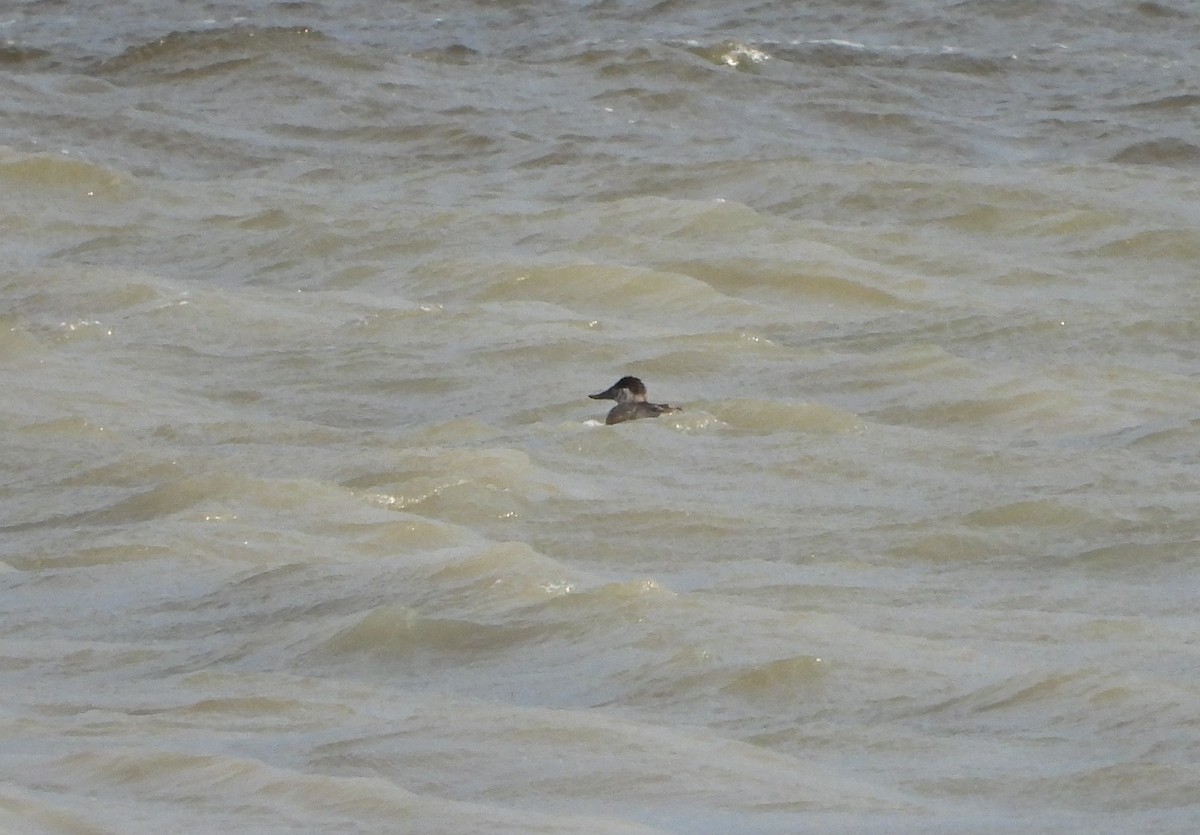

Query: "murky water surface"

xmin=3 ymin=2 xmax=1200 ymax=832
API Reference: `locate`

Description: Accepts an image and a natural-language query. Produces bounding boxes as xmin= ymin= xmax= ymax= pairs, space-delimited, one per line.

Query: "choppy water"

xmin=3 ymin=1 xmax=1200 ymax=832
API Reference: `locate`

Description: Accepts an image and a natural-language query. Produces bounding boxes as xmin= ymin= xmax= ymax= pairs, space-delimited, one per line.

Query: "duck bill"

xmin=589 ymin=385 xmax=619 ymax=401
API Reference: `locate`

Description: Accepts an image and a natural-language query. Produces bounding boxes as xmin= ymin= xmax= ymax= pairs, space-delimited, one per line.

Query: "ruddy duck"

xmin=589 ymin=376 xmax=682 ymax=425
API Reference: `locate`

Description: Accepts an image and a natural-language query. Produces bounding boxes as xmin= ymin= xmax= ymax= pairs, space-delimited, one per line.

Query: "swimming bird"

xmin=589 ymin=376 xmax=682 ymax=425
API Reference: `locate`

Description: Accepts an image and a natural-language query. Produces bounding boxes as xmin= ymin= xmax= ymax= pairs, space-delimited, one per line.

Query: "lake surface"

xmin=3 ymin=1 xmax=1200 ymax=832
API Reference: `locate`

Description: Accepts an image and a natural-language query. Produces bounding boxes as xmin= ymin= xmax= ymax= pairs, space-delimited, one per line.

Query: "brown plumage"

xmin=589 ymin=376 xmax=682 ymax=425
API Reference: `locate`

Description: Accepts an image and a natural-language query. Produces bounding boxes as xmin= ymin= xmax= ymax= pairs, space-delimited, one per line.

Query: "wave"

xmin=708 ymin=398 xmax=864 ymax=434
xmin=0 ymin=145 xmax=127 ymax=194
xmin=95 ymin=26 xmax=328 ymax=80
xmin=1109 ymin=138 xmax=1200 ymax=167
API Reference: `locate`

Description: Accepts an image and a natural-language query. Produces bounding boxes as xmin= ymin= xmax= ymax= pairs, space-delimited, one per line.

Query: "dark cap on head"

xmin=589 ymin=376 xmax=646 ymax=400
